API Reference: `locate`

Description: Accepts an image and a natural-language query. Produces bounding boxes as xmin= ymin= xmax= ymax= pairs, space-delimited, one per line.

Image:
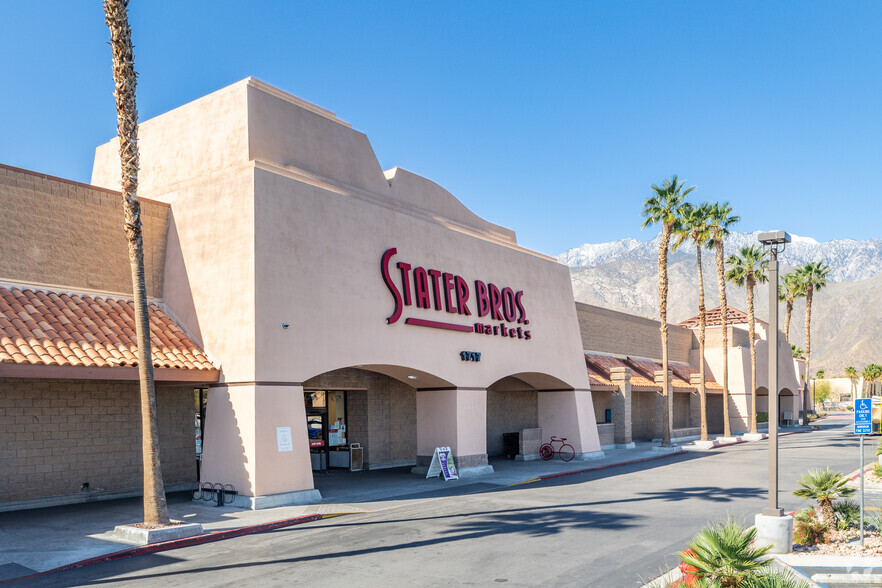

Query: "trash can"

xmin=502 ymin=432 xmax=520 ymax=460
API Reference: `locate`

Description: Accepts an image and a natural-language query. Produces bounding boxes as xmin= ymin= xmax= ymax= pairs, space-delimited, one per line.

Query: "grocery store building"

xmin=0 ymin=79 xmax=601 ymax=509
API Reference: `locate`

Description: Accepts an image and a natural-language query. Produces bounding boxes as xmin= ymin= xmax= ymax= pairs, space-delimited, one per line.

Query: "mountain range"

xmin=557 ymin=231 xmax=882 ymax=376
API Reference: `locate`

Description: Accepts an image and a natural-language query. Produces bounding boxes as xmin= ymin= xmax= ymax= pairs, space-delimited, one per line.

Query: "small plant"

xmin=756 ymin=412 xmax=768 ymax=424
xmin=678 ymin=548 xmax=699 ymax=586
xmin=873 ymin=463 xmax=882 ymax=478
xmin=680 ymin=517 xmax=771 ymax=587
xmin=833 ymin=499 xmax=861 ymax=530
xmin=792 ymin=468 xmax=856 ymax=528
xmin=865 ymin=509 xmax=882 ymax=532
xmin=741 ymin=571 xmax=811 ymax=588
xmin=875 ymin=438 xmax=882 ymax=456
xmin=792 ymin=508 xmax=828 ymax=546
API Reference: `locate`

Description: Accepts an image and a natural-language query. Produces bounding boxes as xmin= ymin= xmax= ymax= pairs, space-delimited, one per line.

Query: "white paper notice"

xmin=276 ymin=426 xmax=293 ymax=452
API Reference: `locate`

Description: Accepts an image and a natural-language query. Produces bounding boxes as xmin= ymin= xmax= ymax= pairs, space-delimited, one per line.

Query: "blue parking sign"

xmin=855 ymin=398 xmax=872 ymax=434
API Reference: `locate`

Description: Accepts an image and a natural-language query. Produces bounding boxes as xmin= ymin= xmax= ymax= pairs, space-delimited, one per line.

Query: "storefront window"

xmin=327 ymin=391 xmax=347 ymax=447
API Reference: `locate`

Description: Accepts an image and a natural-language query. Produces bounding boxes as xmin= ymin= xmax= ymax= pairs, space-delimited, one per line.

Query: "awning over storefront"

xmin=0 ymin=285 xmax=218 ymax=382
xmin=584 ymin=352 xmax=721 ymax=393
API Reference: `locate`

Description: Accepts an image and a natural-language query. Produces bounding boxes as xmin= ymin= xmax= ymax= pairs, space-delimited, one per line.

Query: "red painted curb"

xmin=0 ymin=513 xmax=325 ymax=584
xmin=533 ymin=450 xmax=689 ymax=483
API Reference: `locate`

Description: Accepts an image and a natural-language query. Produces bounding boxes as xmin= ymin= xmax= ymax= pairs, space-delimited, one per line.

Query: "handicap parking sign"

xmin=855 ymin=398 xmax=872 ymax=434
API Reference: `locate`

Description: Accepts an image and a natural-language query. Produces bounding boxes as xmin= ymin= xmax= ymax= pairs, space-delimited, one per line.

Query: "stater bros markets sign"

xmin=381 ymin=248 xmax=532 ymax=341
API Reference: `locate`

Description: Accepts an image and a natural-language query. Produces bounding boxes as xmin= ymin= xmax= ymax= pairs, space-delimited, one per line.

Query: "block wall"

xmin=591 ymin=390 xmax=613 ymax=424
xmin=0 ymin=378 xmax=195 ymax=502
xmin=576 ymin=302 xmax=693 ymax=363
xmin=486 ymin=389 xmax=539 ymax=455
xmin=632 ymin=390 xmax=658 ymax=441
xmin=0 ymin=165 xmax=168 ymax=297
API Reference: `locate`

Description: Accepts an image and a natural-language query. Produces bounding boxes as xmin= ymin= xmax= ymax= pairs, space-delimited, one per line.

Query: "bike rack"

xmin=194 ymin=482 xmax=237 ymax=507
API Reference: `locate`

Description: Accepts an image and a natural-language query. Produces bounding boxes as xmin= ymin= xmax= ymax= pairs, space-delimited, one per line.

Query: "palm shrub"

xmin=833 ymin=499 xmax=861 ymax=530
xmin=741 ymin=572 xmax=811 ymax=588
xmin=792 ymin=468 xmax=855 ymax=528
xmin=792 ymin=509 xmax=828 ymax=546
xmin=679 ymin=517 xmax=771 ymax=587
xmin=865 ymin=510 xmax=882 ymax=532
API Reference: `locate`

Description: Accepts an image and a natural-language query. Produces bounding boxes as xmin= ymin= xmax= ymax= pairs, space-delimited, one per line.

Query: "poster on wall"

xmin=426 ymin=446 xmax=458 ymax=480
xmin=276 ymin=426 xmax=293 ymax=452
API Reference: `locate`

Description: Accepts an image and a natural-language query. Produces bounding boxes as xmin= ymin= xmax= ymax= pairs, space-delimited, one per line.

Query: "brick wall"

xmin=673 ymin=393 xmax=691 ymax=429
xmin=576 ymin=302 xmax=693 ymax=363
xmin=591 ymin=391 xmax=612 ymax=424
xmin=486 ymin=389 xmax=538 ymax=455
xmin=632 ymin=390 xmax=657 ymax=441
xmin=0 ymin=165 xmax=168 ymax=297
xmin=0 ymin=378 xmax=195 ymax=502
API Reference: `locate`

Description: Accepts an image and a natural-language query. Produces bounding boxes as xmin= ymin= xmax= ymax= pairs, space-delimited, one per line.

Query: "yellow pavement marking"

xmin=508 ymin=477 xmax=541 ymax=487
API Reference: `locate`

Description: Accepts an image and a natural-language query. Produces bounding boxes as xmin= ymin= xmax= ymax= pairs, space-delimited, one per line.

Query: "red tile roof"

xmin=670 ymin=362 xmax=723 ymax=391
xmin=585 ymin=353 xmax=656 ymax=389
xmin=678 ymin=306 xmax=765 ymax=329
xmin=0 ymin=286 xmax=214 ymax=371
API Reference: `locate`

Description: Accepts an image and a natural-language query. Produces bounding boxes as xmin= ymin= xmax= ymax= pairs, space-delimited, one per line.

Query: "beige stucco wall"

xmin=576 ymin=302 xmax=693 ymax=363
xmin=89 ymin=78 xmax=602 ymax=496
xmin=0 ymin=164 xmax=168 ymax=298
xmin=0 ymin=378 xmax=194 ymax=502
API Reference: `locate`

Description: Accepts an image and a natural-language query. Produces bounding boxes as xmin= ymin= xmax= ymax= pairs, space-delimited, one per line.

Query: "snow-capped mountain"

xmin=558 ymin=231 xmax=882 ymax=284
xmin=557 ymin=231 xmax=882 ymax=375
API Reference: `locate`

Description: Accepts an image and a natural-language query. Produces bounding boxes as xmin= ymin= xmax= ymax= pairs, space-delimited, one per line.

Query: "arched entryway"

xmin=486 ymin=376 xmax=539 ymax=457
xmin=302 ymin=365 xmax=451 ymax=471
xmin=779 ymin=388 xmax=797 ymax=424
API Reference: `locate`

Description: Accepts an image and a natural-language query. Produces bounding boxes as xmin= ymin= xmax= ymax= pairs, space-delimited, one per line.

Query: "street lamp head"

xmin=758 ymin=230 xmax=791 ymax=245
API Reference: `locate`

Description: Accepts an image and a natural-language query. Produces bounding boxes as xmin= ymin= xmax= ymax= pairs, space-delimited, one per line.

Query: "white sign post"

xmin=276 ymin=426 xmax=293 ymax=452
xmin=855 ymin=398 xmax=872 ymax=547
xmin=426 ymin=447 xmax=459 ymax=480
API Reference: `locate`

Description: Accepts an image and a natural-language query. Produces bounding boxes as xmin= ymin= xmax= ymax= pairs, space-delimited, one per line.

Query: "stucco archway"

xmin=779 ymin=388 xmax=797 ymax=424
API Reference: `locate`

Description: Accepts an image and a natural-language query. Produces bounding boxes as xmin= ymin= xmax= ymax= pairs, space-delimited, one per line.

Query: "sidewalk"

xmin=0 ymin=437 xmax=773 ymax=583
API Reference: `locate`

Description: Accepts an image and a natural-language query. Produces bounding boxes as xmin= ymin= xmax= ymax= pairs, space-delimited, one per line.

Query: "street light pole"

xmin=763 ymin=240 xmax=784 ymax=517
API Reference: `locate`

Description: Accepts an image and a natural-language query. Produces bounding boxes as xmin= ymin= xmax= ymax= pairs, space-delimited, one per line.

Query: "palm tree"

xmin=791 ymin=344 xmax=805 ymax=360
xmin=779 ymin=272 xmax=805 ymax=343
xmin=845 ymin=366 xmax=858 ymax=400
xmin=679 ymin=517 xmax=772 ymax=588
xmin=793 ymin=468 xmax=856 ymax=529
xmin=707 ymin=202 xmax=740 ymax=437
xmin=796 ymin=261 xmax=831 ymax=424
xmin=104 ymin=0 xmax=169 ymax=526
xmin=673 ymin=202 xmax=712 ymax=441
xmin=642 ymin=176 xmax=694 ymax=447
xmin=863 ymin=364 xmax=882 ymax=398
xmin=725 ymin=246 xmax=768 ymax=434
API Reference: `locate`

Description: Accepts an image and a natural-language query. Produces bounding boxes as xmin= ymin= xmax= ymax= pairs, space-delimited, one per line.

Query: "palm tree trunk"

xmin=697 ymin=243 xmax=708 ymax=441
xmin=105 ymin=0 xmax=169 ymax=527
xmin=747 ymin=276 xmax=757 ymax=434
xmin=784 ymin=298 xmax=794 ymax=343
xmin=820 ymin=498 xmax=835 ymax=530
xmin=715 ymin=236 xmax=730 ymax=437
xmin=804 ymin=285 xmax=814 ymax=423
xmin=659 ymin=225 xmax=672 ymax=446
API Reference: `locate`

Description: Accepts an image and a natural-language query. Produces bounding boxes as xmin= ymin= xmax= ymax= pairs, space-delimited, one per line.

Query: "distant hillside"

xmin=559 ymin=232 xmax=882 ymax=376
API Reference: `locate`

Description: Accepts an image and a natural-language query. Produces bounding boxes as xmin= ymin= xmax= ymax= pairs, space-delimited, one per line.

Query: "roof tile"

xmin=0 ymin=286 xmax=214 ymax=372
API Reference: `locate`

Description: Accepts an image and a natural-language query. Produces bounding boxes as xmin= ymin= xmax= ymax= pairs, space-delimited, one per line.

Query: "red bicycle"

xmin=539 ymin=436 xmax=575 ymax=462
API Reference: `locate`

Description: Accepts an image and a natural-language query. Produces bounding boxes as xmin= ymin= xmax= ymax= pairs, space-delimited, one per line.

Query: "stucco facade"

xmin=90 ymin=78 xmax=601 ymax=507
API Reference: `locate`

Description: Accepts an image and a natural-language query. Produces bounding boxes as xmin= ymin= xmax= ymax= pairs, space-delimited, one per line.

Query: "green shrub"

xmin=833 ymin=499 xmax=861 ymax=530
xmin=865 ymin=510 xmax=882 ymax=532
xmin=793 ymin=509 xmax=828 ymax=546
xmin=680 ymin=516 xmax=771 ymax=587
xmin=756 ymin=412 xmax=769 ymax=424
xmin=813 ymin=381 xmax=830 ymax=404
xmin=742 ymin=571 xmax=811 ymax=588
xmin=873 ymin=463 xmax=882 ymax=477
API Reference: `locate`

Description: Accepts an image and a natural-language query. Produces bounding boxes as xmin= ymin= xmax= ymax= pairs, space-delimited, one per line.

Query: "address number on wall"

xmin=460 ymin=351 xmax=481 ymax=362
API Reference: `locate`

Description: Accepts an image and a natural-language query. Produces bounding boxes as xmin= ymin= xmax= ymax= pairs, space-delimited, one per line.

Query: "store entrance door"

xmin=304 ymin=390 xmax=349 ymax=471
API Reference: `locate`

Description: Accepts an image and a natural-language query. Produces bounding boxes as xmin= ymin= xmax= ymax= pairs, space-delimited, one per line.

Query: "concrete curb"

xmin=509 ymin=450 xmax=689 ymax=486
xmin=0 ymin=512 xmax=338 ymax=584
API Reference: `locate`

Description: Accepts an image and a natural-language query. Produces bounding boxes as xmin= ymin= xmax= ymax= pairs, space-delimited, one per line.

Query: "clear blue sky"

xmin=2 ymin=1 xmax=880 ymax=256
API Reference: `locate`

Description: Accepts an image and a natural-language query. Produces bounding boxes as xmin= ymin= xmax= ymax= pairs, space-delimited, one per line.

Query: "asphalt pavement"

xmin=7 ymin=415 xmax=870 ymax=587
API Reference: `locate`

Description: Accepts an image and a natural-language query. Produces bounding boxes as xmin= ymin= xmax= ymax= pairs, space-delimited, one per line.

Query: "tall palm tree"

xmin=797 ymin=261 xmax=831 ymax=424
xmin=779 ymin=271 xmax=805 ymax=343
xmin=707 ymin=202 xmax=740 ymax=437
xmin=725 ymin=246 xmax=768 ymax=434
xmin=642 ymin=176 xmax=694 ymax=447
xmin=845 ymin=366 xmax=858 ymax=400
xmin=673 ymin=202 xmax=712 ymax=441
xmin=104 ymin=0 xmax=169 ymax=526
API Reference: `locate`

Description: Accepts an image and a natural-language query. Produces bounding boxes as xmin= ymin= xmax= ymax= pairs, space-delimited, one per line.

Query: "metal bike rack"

xmin=193 ymin=482 xmax=237 ymax=507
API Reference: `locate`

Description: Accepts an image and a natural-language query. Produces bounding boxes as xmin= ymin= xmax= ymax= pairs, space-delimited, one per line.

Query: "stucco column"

xmin=200 ymin=383 xmax=320 ymax=509
xmin=538 ymin=390 xmax=604 ymax=460
xmin=609 ymin=367 xmax=633 ymax=447
xmin=689 ymin=374 xmax=703 ymax=428
xmin=654 ymin=370 xmax=673 ymax=440
xmin=414 ymin=388 xmax=493 ymax=476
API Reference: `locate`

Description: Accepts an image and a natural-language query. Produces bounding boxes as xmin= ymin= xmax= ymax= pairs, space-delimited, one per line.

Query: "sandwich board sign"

xmin=855 ymin=398 xmax=872 ymax=434
xmin=426 ymin=446 xmax=459 ymax=480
